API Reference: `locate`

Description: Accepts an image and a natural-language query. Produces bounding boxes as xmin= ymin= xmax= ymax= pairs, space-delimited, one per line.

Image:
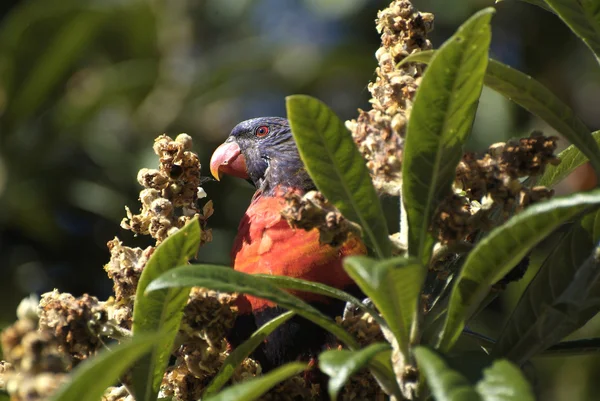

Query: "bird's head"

xmin=210 ymin=117 xmax=313 ymax=193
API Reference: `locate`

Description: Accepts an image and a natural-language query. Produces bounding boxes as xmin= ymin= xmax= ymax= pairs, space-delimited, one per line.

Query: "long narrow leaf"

xmin=538 ymin=131 xmax=600 ymax=188
xmin=401 ymin=52 xmax=600 ymax=176
xmin=544 ymin=0 xmax=600 ymax=64
xmin=131 ymin=218 xmax=201 ymax=401
xmin=146 ymin=264 xmax=359 ymax=349
xmin=203 ymin=311 xmax=295 ymax=397
xmin=286 ymin=94 xmax=391 ymax=259
xmin=319 ymin=343 xmax=391 ymax=401
xmin=368 ymin=349 xmax=404 ymax=399
xmin=50 ymin=333 xmax=163 ymax=401
xmin=402 ymin=8 xmax=493 ymax=265
xmin=439 ymin=190 xmax=600 ymax=352
xmin=344 ymin=256 xmax=424 ymax=363
xmin=493 ymin=211 xmax=600 ymax=363
xmin=204 ymin=362 xmax=307 ymax=401
xmin=253 ymin=274 xmax=387 ymax=328
xmin=414 ymin=347 xmax=481 ymax=401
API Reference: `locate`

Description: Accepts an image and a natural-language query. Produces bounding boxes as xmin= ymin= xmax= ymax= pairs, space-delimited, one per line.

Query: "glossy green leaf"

xmin=254 ymin=274 xmax=387 ymax=328
xmin=495 ymin=0 xmax=555 ymax=13
xmin=146 ymin=264 xmax=359 ymax=349
xmin=439 ymin=190 xmax=600 ymax=352
xmin=544 ymin=0 xmax=600 ymax=64
xmin=50 ymin=334 xmax=163 ymax=401
xmin=319 ymin=343 xmax=390 ymax=401
xmin=344 ymin=256 xmax=424 ymax=360
xmin=367 ymin=349 xmax=404 ymax=399
xmin=538 ymin=131 xmax=600 ymax=187
xmin=414 ymin=347 xmax=481 ymax=401
xmin=493 ymin=210 xmax=600 ymax=363
xmin=475 ymin=360 xmax=535 ymax=401
xmin=401 ymin=51 xmax=600 ymax=176
xmin=203 ymin=311 xmax=295 ymax=397
xmin=204 ymin=362 xmax=307 ymax=401
xmin=286 ymin=94 xmax=391 ymax=259
xmin=402 ymin=8 xmax=493 ymax=265
xmin=131 ymin=218 xmax=201 ymax=401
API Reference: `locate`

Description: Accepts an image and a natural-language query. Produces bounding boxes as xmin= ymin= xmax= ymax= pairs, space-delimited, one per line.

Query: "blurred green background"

xmin=1 ymin=0 xmax=599 ymax=399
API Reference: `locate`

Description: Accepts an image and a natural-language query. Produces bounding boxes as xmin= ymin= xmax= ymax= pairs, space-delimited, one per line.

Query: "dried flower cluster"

xmin=434 ymin=133 xmax=559 ymax=245
xmin=281 ymin=190 xmax=363 ymax=247
xmin=1 ymin=297 xmax=69 ymax=401
xmin=346 ymin=0 xmax=433 ymax=195
xmin=37 ymin=290 xmax=107 ymax=366
xmin=160 ymin=288 xmax=240 ymax=400
xmin=122 ymin=133 xmax=212 ymax=245
xmin=0 ymin=134 xmax=226 ymax=401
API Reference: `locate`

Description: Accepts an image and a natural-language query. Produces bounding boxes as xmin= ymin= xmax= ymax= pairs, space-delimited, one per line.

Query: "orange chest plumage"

xmin=232 ymin=194 xmax=366 ymax=311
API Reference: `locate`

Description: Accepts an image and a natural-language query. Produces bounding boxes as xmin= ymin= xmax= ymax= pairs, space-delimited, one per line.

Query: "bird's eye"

xmin=255 ymin=126 xmax=269 ymax=137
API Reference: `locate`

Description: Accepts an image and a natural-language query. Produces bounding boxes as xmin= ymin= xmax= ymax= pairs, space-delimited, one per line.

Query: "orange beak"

xmin=209 ymin=141 xmax=249 ymax=181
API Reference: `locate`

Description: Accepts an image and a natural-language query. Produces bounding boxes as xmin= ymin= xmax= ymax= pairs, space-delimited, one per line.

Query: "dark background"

xmin=1 ymin=0 xmax=599 ymax=399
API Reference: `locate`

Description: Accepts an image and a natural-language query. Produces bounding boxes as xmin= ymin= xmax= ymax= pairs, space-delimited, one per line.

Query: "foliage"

xmin=3 ymin=0 xmax=600 ymax=400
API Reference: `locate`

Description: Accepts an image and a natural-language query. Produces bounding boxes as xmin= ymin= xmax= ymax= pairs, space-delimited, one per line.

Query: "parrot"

xmin=209 ymin=117 xmax=367 ymax=372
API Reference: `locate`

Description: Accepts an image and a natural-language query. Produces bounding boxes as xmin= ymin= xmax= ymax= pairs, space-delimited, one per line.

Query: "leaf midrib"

xmin=417 ymin=32 xmax=483 ymax=261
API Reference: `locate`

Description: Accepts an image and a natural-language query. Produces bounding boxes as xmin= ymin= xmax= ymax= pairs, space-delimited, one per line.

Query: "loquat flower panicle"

xmin=346 ymin=0 xmax=433 ymax=195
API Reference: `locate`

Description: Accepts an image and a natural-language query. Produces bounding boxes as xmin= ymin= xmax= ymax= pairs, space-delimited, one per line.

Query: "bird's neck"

xmin=257 ymin=157 xmax=315 ymax=196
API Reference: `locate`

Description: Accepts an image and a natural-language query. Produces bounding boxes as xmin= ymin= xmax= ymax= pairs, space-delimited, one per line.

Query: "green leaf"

xmin=131 ymin=219 xmax=201 ymax=401
xmin=319 ymin=343 xmax=391 ymax=401
xmin=543 ymin=338 xmax=600 ymax=356
xmin=544 ymin=0 xmax=600 ymax=64
xmin=203 ymin=311 xmax=296 ymax=397
xmin=414 ymin=347 xmax=482 ymax=401
xmin=438 ymin=190 xmax=600 ymax=352
xmin=204 ymin=362 xmax=307 ymax=401
xmin=401 ymin=52 xmax=600 ymax=177
xmin=495 ymin=0 xmax=555 ymax=13
xmin=344 ymin=256 xmax=424 ymax=360
xmin=146 ymin=264 xmax=359 ymax=349
xmin=253 ymin=274 xmax=387 ymax=328
xmin=367 ymin=349 xmax=404 ymax=399
xmin=475 ymin=360 xmax=535 ymax=401
xmin=50 ymin=333 xmax=163 ymax=401
xmin=285 ymin=94 xmax=391 ymax=259
xmin=538 ymin=131 xmax=600 ymax=188
xmin=402 ymin=8 xmax=493 ymax=265
xmin=493 ymin=211 xmax=600 ymax=363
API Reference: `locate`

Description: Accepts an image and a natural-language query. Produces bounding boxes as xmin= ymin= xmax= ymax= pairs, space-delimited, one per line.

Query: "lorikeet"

xmin=209 ymin=117 xmax=366 ymax=371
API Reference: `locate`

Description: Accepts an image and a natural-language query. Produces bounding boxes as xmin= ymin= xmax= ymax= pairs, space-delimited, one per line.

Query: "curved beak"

xmin=209 ymin=140 xmax=249 ymax=181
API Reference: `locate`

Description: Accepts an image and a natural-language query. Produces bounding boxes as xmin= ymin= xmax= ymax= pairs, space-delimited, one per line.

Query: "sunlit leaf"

xmin=319 ymin=343 xmax=390 ymax=400
xmin=50 ymin=334 xmax=163 ymax=401
xmin=401 ymin=52 xmax=600 ymax=177
xmin=131 ymin=218 xmax=201 ymax=401
xmin=414 ymin=347 xmax=481 ymax=401
xmin=439 ymin=190 xmax=600 ymax=352
xmin=286 ymin=94 xmax=391 ymax=259
xmin=146 ymin=264 xmax=359 ymax=349
xmin=204 ymin=362 xmax=307 ymax=401
xmin=203 ymin=311 xmax=295 ymax=397
xmin=344 ymin=256 xmax=424 ymax=360
xmin=538 ymin=131 xmax=600 ymax=188
xmin=475 ymin=360 xmax=535 ymax=401
xmin=254 ymin=274 xmax=386 ymax=328
xmin=402 ymin=8 xmax=493 ymax=265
